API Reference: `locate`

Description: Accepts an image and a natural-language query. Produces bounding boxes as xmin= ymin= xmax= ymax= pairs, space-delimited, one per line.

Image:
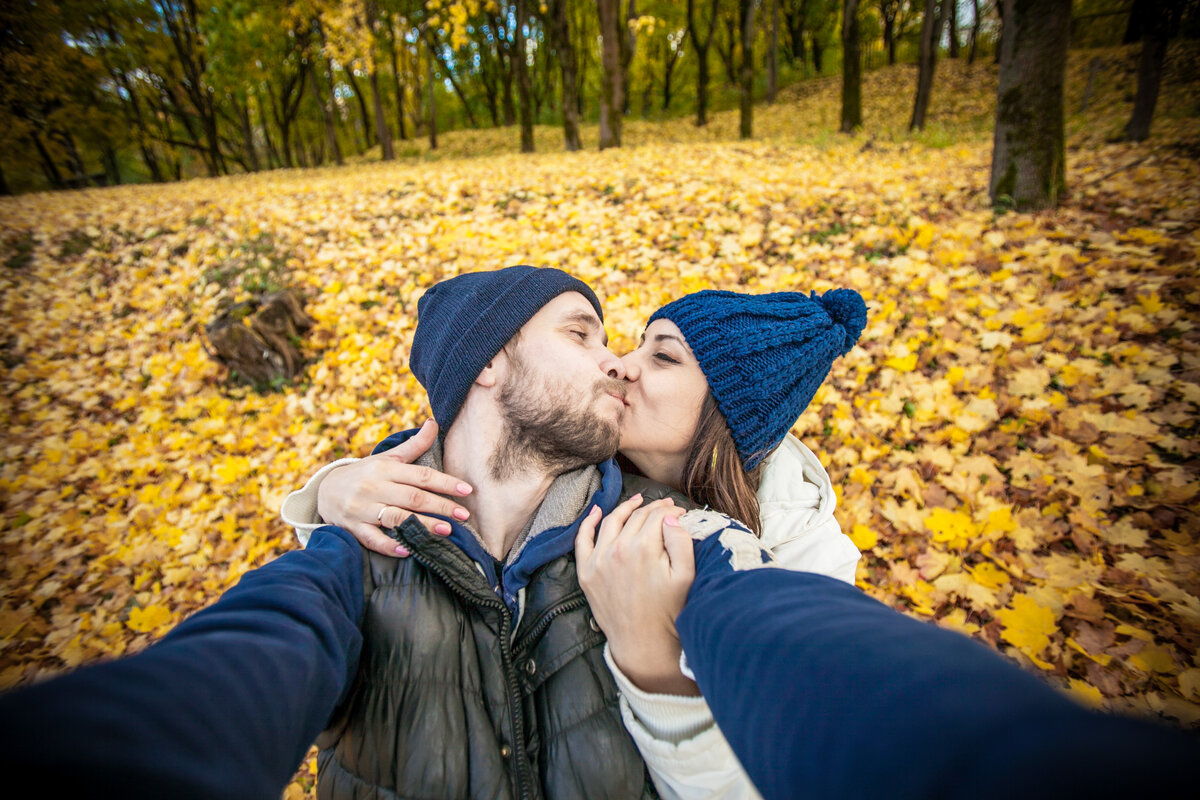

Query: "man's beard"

xmin=489 ymin=350 xmax=625 ymax=480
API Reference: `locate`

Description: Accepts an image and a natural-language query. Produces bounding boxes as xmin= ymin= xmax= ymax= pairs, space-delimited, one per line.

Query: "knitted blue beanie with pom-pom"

xmin=648 ymin=288 xmax=867 ymax=470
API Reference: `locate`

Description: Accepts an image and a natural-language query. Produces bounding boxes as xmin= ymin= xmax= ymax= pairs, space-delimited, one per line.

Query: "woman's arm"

xmin=576 ymin=497 xmax=764 ymax=800
xmin=280 ymin=419 xmax=472 ymax=556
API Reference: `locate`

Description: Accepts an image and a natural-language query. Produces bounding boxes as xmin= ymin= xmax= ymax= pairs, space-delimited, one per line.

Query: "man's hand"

xmin=316 ymin=419 xmax=473 ymax=557
xmin=575 ymin=494 xmax=698 ymax=696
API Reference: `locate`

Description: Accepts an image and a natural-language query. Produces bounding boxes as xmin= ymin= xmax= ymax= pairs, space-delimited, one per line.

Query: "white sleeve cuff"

xmin=280 ymin=458 xmax=360 ymax=546
xmin=603 ymin=644 xmax=714 ymax=744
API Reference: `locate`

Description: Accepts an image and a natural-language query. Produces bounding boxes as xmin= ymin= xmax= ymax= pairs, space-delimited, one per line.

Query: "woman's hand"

xmin=575 ymin=495 xmax=698 ymax=696
xmin=316 ymin=419 xmax=473 ymax=557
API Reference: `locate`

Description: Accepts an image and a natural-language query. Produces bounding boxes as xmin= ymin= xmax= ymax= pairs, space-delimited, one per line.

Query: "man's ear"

xmin=476 ymin=350 xmax=505 ymax=388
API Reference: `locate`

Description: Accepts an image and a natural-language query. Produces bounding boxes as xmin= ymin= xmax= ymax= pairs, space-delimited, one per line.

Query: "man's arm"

xmin=677 ymin=564 xmax=1199 ymax=800
xmin=0 ymin=526 xmax=365 ymax=800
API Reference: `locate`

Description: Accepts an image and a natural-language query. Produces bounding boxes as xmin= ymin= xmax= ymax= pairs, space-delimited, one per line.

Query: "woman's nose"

xmin=620 ymin=353 xmax=639 ymax=381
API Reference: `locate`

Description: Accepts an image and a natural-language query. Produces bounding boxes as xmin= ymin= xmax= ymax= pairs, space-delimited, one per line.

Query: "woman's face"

xmin=618 ymin=318 xmax=710 ymax=488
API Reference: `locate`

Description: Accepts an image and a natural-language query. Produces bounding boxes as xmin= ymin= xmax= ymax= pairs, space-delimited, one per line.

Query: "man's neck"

xmin=443 ymin=419 xmax=555 ymax=562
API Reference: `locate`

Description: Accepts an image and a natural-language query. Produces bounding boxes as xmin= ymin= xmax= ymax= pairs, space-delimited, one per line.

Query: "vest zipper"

xmin=514 ymin=593 xmax=590 ymax=652
xmin=407 ymin=548 xmax=536 ymax=800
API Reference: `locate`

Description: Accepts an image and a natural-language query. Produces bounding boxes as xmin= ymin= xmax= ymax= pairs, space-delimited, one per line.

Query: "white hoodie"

xmin=280 ymin=433 xmax=859 ymax=800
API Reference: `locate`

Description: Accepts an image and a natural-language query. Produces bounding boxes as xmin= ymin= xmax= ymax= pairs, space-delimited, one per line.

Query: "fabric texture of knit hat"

xmin=648 ymin=288 xmax=867 ymax=470
xmin=410 ymin=265 xmax=603 ymax=429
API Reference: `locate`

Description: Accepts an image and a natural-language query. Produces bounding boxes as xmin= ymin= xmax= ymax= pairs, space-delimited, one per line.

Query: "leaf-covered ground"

xmin=2 ymin=47 xmax=1199 ymax=794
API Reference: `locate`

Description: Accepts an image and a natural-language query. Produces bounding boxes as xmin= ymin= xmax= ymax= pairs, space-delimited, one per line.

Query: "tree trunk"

xmin=967 ymin=0 xmax=981 ymax=64
xmin=385 ymin=23 xmax=408 ymax=140
xmin=30 ymin=131 xmax=65 ymax=190
xmin=688 ymin=0 xmax=718 ymax=127
xmin=233 ymin=94 xmax=260 ymax=172
xmin=767 ymin=0 xmax=779 ymax=103
xmin=255 ymin=88 xmax=279 ymax=169
xmin=882 ymin=1 xmax=898 ymax=66
xmin=344 ymin=69 xmax=374 ymax=148
xmin=369 ymin=66 xmax=394 ymax=160
xmin=548 ymin=0 xmax=582 ymax=150
xmin=989 ymin=0 xmax=1070 ymax=211
xmin=811 ymin=33 xmax=824 ymax=73
xmin=841 ymin=0 xmax=862 ymax=132
xmin=309 ymin=62 xmax=344 ymax=166
xmin=423 ymin=29 xmax=481 ymax=129
xmin=621 ymin=0 xmax=638 ymax=116
xmin=1122 ymin=0 xmax=1169 ymax=142
xmin=663 ymin=36 xmax=682 ymax=111
xmin=426 ymin=39 xmax=438 ymax=151
xmin=910 ymin=0 xmax=947 ymax=130
xmin=205 ymin=290 xmax=314 ymax=388
xmin=787 ymin=1 xmax=808 ymax=68
xmin=738 ymin=0 xmax=755 ymax=139
xmin=514 ymin=0 xmax=535 ymax=152
xmin=0 ymin=162 xmax=9 ymax=196
xmin=948 ymin=0 xmax=959 ymax=58
xmin=598 ymin=0 xmax=624 ymax=149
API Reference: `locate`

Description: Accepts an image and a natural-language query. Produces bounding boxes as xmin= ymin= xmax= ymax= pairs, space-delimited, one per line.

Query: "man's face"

xmin=490 ymin=292 xmax=627 ymax=478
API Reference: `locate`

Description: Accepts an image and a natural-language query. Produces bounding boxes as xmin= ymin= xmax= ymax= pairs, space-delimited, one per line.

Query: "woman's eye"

xmin=653 ymin=352 xmax=680 ymax=365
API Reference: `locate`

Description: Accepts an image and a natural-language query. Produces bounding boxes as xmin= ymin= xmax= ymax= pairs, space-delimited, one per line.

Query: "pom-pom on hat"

xmin=648 ymin=288 xmax=867 ymax=470
xmin=410 ymin=265 xmax=603 ymax=430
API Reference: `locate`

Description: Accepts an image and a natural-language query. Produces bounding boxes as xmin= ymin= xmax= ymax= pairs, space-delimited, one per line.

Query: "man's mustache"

xmin=595 ymin=377 xmax=628 ymax=401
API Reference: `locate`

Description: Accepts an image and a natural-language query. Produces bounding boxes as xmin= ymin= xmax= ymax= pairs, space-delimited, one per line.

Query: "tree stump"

xmin=204 ymin=289 xmax=315 ymax=388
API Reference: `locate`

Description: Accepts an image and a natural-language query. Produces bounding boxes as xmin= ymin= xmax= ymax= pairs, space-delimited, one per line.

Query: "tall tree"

xmin=686 ymin=0 xmax=719 ymax=126
xmin=737 ymin=0 xmax=756 ymax=139
xmin=967 ymin=0 xmax=982 ymax=65
xmin=841 ymin=0 xmax=862 ymax=131
xmin=767 ymin=0 xmax=780 ymax=102
xmin=947 ymin=0 xmax=959 ymax=58
xmin=362 ymin=0 xmax=394 ymax=160
xmin=546 ymin=0 xmax=582 ymax=150
xmin=1121 ymin=0 xmax=1172 ymax=142
xmin=910 ymin=0 xmax=947 ymax=130
xmin=879 ymin=0 xmax=899 ymax=65
xmin=989 ymin=0 xmax=1070 ymax=210
xmin=513 ymin=0 xmax=535 ymax=152
xmin=598 ymin=0 xmax=625 ymax=148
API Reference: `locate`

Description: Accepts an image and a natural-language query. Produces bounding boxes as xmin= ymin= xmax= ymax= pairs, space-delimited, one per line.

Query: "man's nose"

xmin=598 ymin=347 xmax=626 ymax=380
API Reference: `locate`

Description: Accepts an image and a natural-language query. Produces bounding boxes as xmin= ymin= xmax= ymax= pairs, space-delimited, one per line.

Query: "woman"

xmin=282 ymin=286 xmax=867 ymax=798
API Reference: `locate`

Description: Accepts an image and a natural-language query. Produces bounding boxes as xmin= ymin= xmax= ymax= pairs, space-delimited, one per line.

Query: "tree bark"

xmin=426 ymin=38 xmax=438 ymax=151
xmin=910 ymin=0 xmax=947 ymax=130
xmin=738 ymin=0 xmax=756 ymax=139
xmin=598 ymin=0 xmax=624 ymax=149
xmin=841 ymin=0 xmax=862 ymax=132
xmin=989 ymin=0 xmax=1070 ymax=211
xmin=514 ymin=0 xmax=535 ymax=152
xmin=1122 ymin=0 xmax=1169 ymax=142
xmin=547 ymin=0 xmax=582 ymax=150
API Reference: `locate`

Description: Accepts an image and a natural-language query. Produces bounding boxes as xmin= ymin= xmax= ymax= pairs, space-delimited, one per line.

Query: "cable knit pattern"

xmin=649 ymin=289 xmax=867 ymax=469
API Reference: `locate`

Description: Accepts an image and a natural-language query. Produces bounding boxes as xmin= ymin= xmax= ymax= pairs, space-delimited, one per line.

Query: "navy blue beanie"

xmin=648 ymin=288 xmax=867 ymax=470
xmin=410 ymin=266 xmax=603 ymax=430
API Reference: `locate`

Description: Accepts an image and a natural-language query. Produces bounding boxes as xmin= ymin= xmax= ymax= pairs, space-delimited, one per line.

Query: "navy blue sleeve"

xmin=371 ymin=429 xmax=414 ymax=455
xmin=677 ymin=565 xmax=1198 ymax=800
xmin=0 ymin=526 xmax=364 ymax=800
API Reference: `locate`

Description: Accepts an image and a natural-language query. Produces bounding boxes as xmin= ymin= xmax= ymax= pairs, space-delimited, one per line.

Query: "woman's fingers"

xmin=662 ymin=515 xmax=695 ymax=582
xmin=347 ymin=521 xmax=412 ymax=558
xmin=574 ymin=505 xmax=603 ymax=567
xmin=593 ymin=493 xmax=645 ymax=548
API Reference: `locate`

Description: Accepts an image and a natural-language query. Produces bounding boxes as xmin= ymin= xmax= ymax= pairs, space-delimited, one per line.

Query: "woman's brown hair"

xmin=680 ymin=393 xmax=765 ymax=535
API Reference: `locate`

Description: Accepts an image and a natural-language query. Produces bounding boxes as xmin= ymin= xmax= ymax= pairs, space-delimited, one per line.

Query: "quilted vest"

xmin=315 ymin=514 xmax=659 ymax=800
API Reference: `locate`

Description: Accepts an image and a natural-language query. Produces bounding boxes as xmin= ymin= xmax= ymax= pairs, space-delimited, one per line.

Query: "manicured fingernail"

xmin=453 ymin=507 xmax=470 ymax=520
xmin=632 ymin=493 xmax=642 ymax=502
xmin=395 ymin=545 xmax=411 ymax=556
xmin=590 ymin=505 xmax=601 ymax=517
xmin=665 ymin=515 xmax=679 ymax=527
xmin=456 ymin=482 xmax=472 ymax=495
xmin=434 ymin=522 xmax=452 ymax=535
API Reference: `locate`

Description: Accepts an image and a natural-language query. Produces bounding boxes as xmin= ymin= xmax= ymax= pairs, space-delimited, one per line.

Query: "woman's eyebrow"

xmin=652 ymin=333 xmax=687 ymax=348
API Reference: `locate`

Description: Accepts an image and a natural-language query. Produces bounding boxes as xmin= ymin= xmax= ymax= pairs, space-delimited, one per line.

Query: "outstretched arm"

xmin=676 ymin=565 xmax=1199 ymax=799
xmin=0 ymin=526 xmax=365 ymax=800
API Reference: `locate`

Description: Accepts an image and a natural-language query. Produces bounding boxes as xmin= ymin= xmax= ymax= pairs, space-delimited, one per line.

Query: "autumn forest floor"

xmin=2 ymin=44 xmax=1200 ymax=794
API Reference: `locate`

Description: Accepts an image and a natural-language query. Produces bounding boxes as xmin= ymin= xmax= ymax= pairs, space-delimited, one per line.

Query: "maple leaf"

xmin=996 ymin=594 xmax=1058 ymax=669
